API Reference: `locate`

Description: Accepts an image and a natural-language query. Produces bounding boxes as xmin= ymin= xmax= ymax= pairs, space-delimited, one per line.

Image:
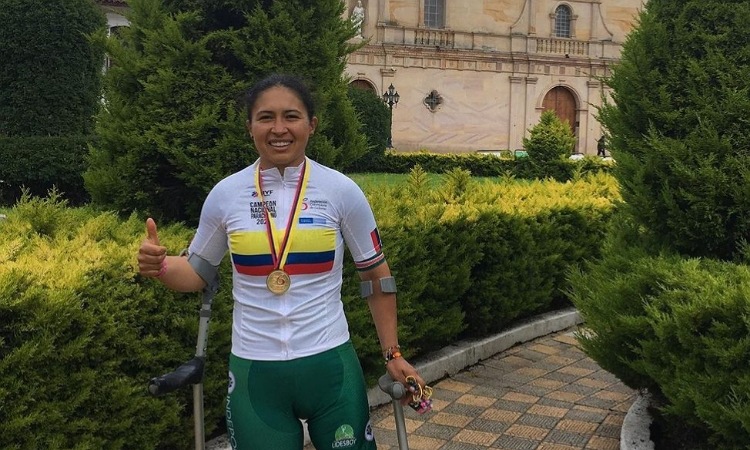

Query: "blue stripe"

xmin=285 ymin=250 xmax=335 ymax=265
xmin=232 ymin=253 xmax=273 ymax=266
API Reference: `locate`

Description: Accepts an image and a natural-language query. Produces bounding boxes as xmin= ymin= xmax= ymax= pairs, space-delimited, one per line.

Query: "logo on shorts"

xmin=364 ymin=420 xmax=374 ymax=441
xmin=332 ymin=424 xmax=356 ymax=448
xmin=227 ymin=370 xmax=235 ymax=395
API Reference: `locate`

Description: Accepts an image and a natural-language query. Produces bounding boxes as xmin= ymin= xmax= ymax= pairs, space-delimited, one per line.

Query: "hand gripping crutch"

xmin=147 ymin=269 xmax=220 ymax=450
xmin=378 ymin=374 xmax=410 ymax=450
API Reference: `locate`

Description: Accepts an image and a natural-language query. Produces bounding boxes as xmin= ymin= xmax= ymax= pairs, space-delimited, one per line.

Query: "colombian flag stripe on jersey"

xmin=354 ymin=251 xmax=385 ymax=271
xmin=230 ymin=228 xmax=336 ymax=276
xmin=370 ymin=228 xmax=382 ymax=253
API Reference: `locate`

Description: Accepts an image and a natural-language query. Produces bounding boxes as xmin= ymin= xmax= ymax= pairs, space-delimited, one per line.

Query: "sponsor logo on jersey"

xmin=307 ymin=199 xmax=329 ymax=210
xmin=332 ymin=424 xmax=357 ymax=448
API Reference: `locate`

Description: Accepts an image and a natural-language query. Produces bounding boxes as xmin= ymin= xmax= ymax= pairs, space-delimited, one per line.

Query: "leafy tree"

xmin=598 ymin=0 xmax=750 ymax=261
xmin=85 ymin=0 xmax=367 ymax=223
xmin=0 ymin=0 xmax=106 ymax=137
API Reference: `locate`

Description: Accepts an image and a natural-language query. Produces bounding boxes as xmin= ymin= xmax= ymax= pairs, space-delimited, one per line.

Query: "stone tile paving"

xmin=359 ymin=328 xmax=635 ymax=450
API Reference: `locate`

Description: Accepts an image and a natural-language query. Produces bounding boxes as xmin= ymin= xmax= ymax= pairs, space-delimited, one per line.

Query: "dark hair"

xmin=245 ymin=74 xmax=316 ymax=122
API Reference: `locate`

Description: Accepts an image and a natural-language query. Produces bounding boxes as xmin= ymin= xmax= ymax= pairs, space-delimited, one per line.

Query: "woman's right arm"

xmin=137 ymin=218 xmax=207 ymax=293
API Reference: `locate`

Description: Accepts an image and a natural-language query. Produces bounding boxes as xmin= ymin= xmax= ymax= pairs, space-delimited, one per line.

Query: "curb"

xmin=208 ymin=307 xmax=583 ymax=449
xmin=620 ymin=389 xmax=654 ymax=450
xmin=367 ymin=307 xmax=583 ymax=407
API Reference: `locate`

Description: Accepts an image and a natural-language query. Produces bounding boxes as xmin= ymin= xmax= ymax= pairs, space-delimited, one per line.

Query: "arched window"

xmin=554 ymin=5 xmax=572 ymax=38
xmin=424 ymin=0 xmax=445 ymax=29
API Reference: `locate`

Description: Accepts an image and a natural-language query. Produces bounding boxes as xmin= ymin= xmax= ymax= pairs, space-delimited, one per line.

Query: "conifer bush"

xmin=598 ymin=0 xmax=750 ymax=262
xmin=522 ymin=109 xmax=576 ymax=180
xmin=344 ymin=85 xmax=391 ymax=172
xmin=85 ymin=0 xmax=367 ymax=223
xmin=571 ymin=0 xmax=750 ymax=445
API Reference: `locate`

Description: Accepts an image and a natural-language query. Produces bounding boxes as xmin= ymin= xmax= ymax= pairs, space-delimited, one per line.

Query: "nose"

xmin=271 ymin=118 xmax=287 ymax=134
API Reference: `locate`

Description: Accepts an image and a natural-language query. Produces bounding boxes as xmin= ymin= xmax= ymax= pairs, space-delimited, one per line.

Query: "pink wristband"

xmin=156 ymin=260 xmax=167 ymax=277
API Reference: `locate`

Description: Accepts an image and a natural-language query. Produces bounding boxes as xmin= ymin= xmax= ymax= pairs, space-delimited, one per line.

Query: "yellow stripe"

xmin=230 ymin=228 xmax=335 ymax=255
xmin=229 ymin=231 xmax=269 ymax=255
xmin=292 ymin=228 xmax=336 ymax=252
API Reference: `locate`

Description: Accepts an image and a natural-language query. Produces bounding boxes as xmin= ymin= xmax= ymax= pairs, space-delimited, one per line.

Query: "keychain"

xmin=405 ymin=376 xmax=434 ymax=414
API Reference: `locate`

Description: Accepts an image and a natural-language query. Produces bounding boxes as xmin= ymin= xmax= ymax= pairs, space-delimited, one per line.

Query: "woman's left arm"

xmin=361 ymin=262 xmax=425 ymax=391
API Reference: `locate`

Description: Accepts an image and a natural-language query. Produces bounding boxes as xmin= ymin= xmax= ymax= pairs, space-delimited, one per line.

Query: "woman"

xmin=137 ymin=73 xmax=426 ymax=450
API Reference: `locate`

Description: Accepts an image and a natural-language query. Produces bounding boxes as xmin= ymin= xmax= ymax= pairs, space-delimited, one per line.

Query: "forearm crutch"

xmin=147 ymin=276 xmax=219 ymax=450
xmin=378 ymin=374 xmax=410 ymax=450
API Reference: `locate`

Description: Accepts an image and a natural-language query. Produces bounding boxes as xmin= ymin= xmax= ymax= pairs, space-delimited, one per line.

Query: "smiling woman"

xmin=136 ymin=74 xmax=429 ymax=450
xmin=246 ymin=81 xmax=318 ymax=175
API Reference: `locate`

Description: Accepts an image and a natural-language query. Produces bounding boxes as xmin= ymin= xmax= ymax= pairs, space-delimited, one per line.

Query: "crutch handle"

xmin=378 ymin=373 xmax=408 ymax=400
xmin=148 ymin=356 xmax=205 ymax=396
xmin=378 ymin=374 xmax=410 ymax=450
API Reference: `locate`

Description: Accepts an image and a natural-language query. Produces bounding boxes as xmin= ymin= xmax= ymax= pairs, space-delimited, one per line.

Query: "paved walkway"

xmin=207 ymin=312 xmax=638 ymax=450
xmin=355 ymin=328 xmax=635 ymax=450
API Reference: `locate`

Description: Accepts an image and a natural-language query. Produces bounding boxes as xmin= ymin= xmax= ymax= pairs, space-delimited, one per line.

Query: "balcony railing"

xmin=378 ymin=24 xmax=620 ymax=59
xmin=534 ymin=38 xmax=588 ymax=56
xmin=414 ymin=29 xmax=455 ymax=47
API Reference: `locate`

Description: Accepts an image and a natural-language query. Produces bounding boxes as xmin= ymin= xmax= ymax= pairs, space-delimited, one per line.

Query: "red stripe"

xmin=370 ymin=229 xmax=382 ymax=253
xmin=235 ymin=264 xmax=275 ymax=276
xmin=285 ymin=261 xmax=335 ymax=275
xmin=355 ymin=253 xmax=385 ymax=270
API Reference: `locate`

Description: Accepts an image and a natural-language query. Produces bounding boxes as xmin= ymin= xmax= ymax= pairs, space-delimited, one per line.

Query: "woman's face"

xmin=247 ymin=86 xmax=317 ymax=172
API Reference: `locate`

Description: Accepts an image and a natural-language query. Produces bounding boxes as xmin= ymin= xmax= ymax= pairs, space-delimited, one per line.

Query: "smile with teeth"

xmin=270 ymin=141 xmax=292 ymax=148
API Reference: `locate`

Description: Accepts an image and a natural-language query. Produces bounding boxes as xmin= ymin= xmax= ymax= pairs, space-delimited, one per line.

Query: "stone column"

xmin=508 ymin=76 xmax=525 ymax=150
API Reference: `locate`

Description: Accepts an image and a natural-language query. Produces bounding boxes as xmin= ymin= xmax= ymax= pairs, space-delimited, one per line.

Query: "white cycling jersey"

xmin=188 ymin=158 xmax=384 ymax=361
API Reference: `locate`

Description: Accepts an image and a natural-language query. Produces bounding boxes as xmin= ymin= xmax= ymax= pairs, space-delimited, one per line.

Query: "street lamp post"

xmin=382 ymin=83 xmax=400 ymax=148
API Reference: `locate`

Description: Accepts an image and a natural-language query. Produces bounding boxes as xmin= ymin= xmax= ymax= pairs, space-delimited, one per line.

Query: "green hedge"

xmin=374 ymin=150 xmax=612 ymax=181
xmin=0 ymin=172 xmax=617 ymax=449
xmin=0 ymin=193 xmax=233 ymax=450
xmin=0 ymin=136 xmax=94 ymax=206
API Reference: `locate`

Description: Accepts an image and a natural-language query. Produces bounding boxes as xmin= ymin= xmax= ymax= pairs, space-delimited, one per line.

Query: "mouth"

xmin=269 ymin=140 xmax=292 ymax=149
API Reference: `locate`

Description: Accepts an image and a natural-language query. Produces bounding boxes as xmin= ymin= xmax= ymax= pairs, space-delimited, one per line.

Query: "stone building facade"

xmin=344 ymin=0 xmax=644 ymax=154
xmin=99 ymin=0 xmax=644 ymax=155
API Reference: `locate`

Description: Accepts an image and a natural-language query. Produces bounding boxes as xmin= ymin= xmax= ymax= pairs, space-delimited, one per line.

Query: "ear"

xmin=309 ymin=116 xmax=318 ymax=135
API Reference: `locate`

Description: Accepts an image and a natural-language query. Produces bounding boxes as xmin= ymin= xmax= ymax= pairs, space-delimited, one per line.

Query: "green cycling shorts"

xmin=225 ymin=341 xmax=377 ymax=450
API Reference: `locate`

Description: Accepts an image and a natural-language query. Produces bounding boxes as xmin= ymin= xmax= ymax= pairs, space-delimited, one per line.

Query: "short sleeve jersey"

xmin=188 ymin=158 xmax=384 ymax=361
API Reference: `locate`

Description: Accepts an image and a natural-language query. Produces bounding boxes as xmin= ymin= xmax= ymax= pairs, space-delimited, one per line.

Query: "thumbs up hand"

xmin=138 ymin=218 xmax=168 ymax=277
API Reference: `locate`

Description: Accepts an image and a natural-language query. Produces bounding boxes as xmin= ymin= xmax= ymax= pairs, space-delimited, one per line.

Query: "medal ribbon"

xmin=254 ymin=158 xmax=310 ymax=273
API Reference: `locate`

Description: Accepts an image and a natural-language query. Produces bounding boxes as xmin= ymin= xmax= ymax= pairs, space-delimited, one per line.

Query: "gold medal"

xmin=255 ymin=159 xmax=310 ymax=295
xmin=266 ymin=269 xmax=291 ymax=294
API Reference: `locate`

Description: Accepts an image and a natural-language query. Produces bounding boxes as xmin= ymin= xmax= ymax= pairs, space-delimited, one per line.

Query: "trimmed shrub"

xmin=522 ymin=109 xmax=577 ymax=180
xmin=0 ymin=136 xmax=94 ymax=206
xmin=0 ymin=192 xmax=234 ymax=450
xmin=0 ymin=0 xmax=106 ymax=137
xmin=571 ymin=213 xmax=750 ymax=448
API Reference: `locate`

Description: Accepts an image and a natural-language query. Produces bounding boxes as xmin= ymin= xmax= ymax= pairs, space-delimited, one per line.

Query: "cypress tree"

xmin=598 ymin=0 xmax=750 ymax=261
xmin=85 ymin=0 xmax=366 ymax=223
